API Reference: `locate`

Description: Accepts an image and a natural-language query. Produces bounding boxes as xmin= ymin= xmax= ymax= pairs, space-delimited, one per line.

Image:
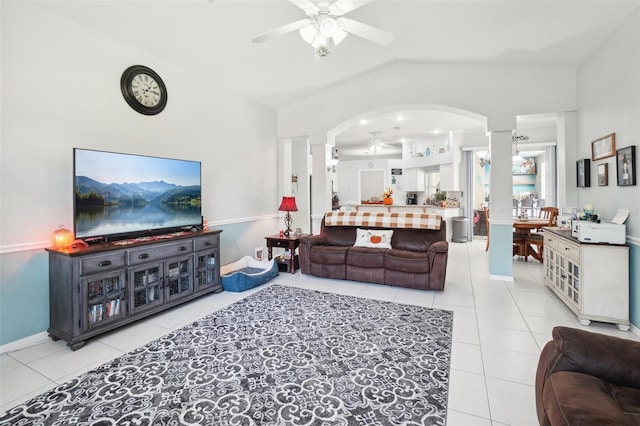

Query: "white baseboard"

xmin=0 ymin=332 xmax=50 ymax=355
xmin=489 ymin=274 xmax=514 ymax=282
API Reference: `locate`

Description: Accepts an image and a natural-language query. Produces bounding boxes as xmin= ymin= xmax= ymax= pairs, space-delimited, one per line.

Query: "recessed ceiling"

xmin=336 ymin=110 xmax=487 ymax=160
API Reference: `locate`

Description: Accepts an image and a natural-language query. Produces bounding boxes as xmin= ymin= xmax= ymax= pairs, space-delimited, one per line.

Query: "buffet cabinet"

xmin=543 ymin=228 xmax=629 ymax=331
xmin=46 ymin=230 xmax=222 ymax=350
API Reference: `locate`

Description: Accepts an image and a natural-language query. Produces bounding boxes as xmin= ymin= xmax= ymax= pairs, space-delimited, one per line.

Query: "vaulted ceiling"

xmin=30 ymin=0 xmax=639 ymax=157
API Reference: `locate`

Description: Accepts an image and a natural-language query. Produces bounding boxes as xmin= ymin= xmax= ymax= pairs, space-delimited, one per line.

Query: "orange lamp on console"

xmin=51 ymin=226 xmax=74 ymax=250
xmin=278 ymin=196 xmax=298 ymax=237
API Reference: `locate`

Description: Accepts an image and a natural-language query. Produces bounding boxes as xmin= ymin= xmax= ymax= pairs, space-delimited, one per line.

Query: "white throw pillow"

xmin=353 ymin=228 xmax=393 ymax=249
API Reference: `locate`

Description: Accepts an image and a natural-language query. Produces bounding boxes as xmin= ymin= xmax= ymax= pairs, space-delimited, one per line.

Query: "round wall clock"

xmin=120 ymin=65 xmax=167 ymax=115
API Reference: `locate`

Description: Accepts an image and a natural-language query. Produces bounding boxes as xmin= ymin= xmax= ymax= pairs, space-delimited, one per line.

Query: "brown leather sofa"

xmin=299 ymin=212 xmax=448 ymax=290
xmin=536 ymin=326 xmax=640 ymax=426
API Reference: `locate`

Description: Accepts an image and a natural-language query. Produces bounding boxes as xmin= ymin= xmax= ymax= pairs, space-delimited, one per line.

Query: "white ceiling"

xmin=31 ymin=0 xmax=639 ymax=158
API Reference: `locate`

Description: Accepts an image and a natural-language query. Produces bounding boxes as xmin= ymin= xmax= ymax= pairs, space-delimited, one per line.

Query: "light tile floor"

xmin=1 ymin=239 xmax=638 ymax=424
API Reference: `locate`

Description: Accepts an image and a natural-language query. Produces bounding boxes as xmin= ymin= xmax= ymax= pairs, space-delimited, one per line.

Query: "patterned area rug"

xmin=1 ymin=285 xmax=453 ymax=425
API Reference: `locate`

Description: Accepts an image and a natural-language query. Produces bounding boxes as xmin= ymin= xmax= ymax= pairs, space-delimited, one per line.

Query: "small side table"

xmin=265 ymin=233 xmax=310 ymax=274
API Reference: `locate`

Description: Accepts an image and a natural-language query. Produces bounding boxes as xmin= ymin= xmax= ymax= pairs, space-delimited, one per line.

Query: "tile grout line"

xmin=466 ymin=240 xmax=494 ymax=423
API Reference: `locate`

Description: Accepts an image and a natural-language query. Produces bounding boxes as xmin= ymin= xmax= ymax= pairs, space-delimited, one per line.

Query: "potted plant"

xmin=434 ymin=191 xmax=447 ymax=207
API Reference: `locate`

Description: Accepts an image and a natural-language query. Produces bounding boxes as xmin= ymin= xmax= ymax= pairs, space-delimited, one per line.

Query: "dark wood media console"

xmin=46 ymin=230 xmax=222 ymax=350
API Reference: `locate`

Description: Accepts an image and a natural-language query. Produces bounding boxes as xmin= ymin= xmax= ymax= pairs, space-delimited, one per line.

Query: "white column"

xmin=489 ymin=130 xmax=514 ymax=223
xmin=556 ymin=111 xmax=578 ymax=211
xmin=487 ymin=115 xmax=516 ymax=280
xmin=310 ymin=141 xmax=332 ymax=233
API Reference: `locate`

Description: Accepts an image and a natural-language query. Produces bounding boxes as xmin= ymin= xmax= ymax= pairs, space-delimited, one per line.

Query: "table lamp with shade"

xmin=278 ymin=196 xmax=298 ymax=236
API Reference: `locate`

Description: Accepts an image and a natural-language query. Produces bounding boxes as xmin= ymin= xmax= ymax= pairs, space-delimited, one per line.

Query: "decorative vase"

xmin=383 ymin=197 xmax=393 ymax=205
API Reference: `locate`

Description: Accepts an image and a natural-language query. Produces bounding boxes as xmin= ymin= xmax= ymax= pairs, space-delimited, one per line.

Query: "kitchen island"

xmin=344 ymin=204 xmax=461 ymax=242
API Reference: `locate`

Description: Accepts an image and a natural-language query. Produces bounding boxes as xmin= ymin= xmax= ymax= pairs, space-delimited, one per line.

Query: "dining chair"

xmin=513 ymin=223 xmax=528 ymax=260
xmin=538 ymin=206 xmax=559 ymax=223
xmin=533 ymin=198 xmax=545 ymax=217
xmin=526 ymin=207 xmax=558 ymax=262
xmin=535 ymin=207 xmax=559 ymax=232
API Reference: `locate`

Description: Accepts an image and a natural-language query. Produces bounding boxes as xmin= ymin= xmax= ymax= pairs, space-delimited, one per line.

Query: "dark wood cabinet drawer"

xmin=81 ymin=253 xmax=126 ymax=275
xmin=129 ymin=241 xmax=193 ymax=265
xmin=269 ymin=239 xmax=289 ymax=248
xmin=194 ymin=234 xmax=219 ymax=251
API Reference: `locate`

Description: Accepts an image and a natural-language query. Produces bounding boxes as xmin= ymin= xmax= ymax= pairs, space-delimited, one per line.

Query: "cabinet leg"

xmin=68 ymin=341 xmax=86 ymax=351
xmin=48 ymin=334 xmax=60 ymax=342
xmin=579 ymin=319 xmax=591 ymax=326
xmin=617 ymin=323 xmax=630 ymax=331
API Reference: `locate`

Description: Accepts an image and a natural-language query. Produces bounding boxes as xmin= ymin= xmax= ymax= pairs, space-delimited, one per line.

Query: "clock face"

xmin=131 ymin=73 xmax=161 ymax=108
xmin=121 ymin=65 xmax=167 ymax=115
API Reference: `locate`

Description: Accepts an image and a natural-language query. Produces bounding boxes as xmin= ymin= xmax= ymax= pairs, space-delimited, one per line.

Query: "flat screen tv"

xmin=74 ymin=148 xmax=202 ymax=242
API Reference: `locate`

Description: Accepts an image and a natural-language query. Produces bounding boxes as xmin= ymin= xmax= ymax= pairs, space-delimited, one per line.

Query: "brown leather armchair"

xmin=536 ymin=326 xmax=640 ymax=425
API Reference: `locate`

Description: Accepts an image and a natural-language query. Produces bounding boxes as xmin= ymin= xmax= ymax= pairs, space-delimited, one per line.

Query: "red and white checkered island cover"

xmin=325 ymin=211 xmax=441 ymax=230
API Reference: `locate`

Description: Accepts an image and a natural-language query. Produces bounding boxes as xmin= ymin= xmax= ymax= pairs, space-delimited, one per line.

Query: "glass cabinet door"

xmin=195 ymin=250 xmax=219 ymax=292
xmin=165 ymin=256 xmax=193 ymax=302
xmin=566 ymin=261 xmax=580 ymax=306
xmin=82 ymin=270 xmax=126 ymax=331
xmin=130 ymin=264 xmax=163 ymax=315
xmin=544 ymin=248 xmax=555 ymax=281
xmin=554 ymin=252 xmax=565 ymax=291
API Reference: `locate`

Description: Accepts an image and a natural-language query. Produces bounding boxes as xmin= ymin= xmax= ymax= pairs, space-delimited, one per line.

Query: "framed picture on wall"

xmin=591 ymin=133 xmax=616 ymax=161
xmin=576 ymin=159 xmax=591 ymax=187
xmin=616 ymin=145 xmax=636 ymax=186
xmin=512 ymin=157 xmax=536 ymax=175
xmin=597 ymin=163 xmax=608 ymax=186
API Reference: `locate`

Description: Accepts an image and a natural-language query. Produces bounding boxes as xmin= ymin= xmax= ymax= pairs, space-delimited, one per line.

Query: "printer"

xmin=572 ymin=221 xmax=626 ymax=244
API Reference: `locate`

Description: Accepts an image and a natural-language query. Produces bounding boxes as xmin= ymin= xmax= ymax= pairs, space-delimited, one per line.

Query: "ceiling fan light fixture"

xmin=317 ymin=14 xmax=338 ymax=38
xmin=311 ymin=35 xmax=327 ymax=48
xmin=331 ymin=28 xmax=348 ymax=45
xmin=299 ymin=24 xmax=318 ymax=44
xmin=368 ymin=141 xmax=382 ymax=153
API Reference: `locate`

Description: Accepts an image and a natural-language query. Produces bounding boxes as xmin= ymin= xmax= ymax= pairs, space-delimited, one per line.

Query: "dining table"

xmin=513 ymin=218 xmax=550 ymax=261
xmin=513 ymin=218 xmax=550 ymax=234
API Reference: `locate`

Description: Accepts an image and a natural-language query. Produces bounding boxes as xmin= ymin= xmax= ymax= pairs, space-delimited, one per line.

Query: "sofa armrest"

xmin=427 ymin=240 xmax=448 ymax=254
xmin=536 ymin=326 xmax=640 ymax=390
xmin=299 ymin=235 xmax=327 ymax=248
xmin=298 ymin=235 xmax=327 ymax=274
xmin=426 ymin=241 xmax=448 ymax=290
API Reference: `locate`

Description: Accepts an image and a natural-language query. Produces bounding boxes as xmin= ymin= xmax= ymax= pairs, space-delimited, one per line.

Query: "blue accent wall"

xmin=489 ymin=224 xmax=514 ymax=278
xmin=0 ymin=250 xmax=49 ymax=345
xmin=630 ymin=242 xmax=640 ymax=328
xmin=0 ymin=219 xmax=280 ymax=346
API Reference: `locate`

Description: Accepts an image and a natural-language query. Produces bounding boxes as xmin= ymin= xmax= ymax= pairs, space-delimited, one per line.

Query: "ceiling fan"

xmin=367 ymin=132 xmax=394 ymax=154
xmin=251 ymin=0 xmax=393 ymax=55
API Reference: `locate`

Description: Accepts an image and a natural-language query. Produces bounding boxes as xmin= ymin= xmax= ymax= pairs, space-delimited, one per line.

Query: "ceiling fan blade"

xmin=288 ymin=0 xmax=320 ymax=16
xmin=338 ymin=17 xmax=393 ymax=45
xmin=251 ymin=19 xmax=311 ymax=44
xmin=329 ymin=0 xmax=375 ymax=16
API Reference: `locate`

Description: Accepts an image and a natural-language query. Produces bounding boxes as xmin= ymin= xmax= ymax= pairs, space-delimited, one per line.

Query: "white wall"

xmin=278 ymin=63 xmax=577 ymax=139
xmin=0 ymin=2 xmax=279 ymax=345
xmin=576 ymin=5 xmax=640 ymax=329
xmin=577 ymin=5 xmax=640 ymax=238
xmin=1 ymin=2 xmax=278 ymax=250
xmin=336 ymin=159 xmax=390 ymax=205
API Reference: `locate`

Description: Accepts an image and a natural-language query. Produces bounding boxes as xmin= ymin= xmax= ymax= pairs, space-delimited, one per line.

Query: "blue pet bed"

xmin=220 ymin=256 xmax=279 ymax=292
